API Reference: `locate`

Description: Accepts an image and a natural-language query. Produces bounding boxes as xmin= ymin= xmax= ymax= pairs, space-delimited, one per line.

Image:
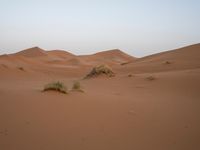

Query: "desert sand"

xmin=0 ymin=44 xmax=200 ymax=150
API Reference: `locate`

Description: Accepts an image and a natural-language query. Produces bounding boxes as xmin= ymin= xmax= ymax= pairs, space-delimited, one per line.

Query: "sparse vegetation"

xmin=18 ymin=67 xmax=25 ymax=71
xmin=146 ymin=76 xmax=156 ymax=81
xmin=120 ymin=62 xmax=130 ymax=65
xmin=128 ymin=74 xmax=133 ymax=77
xmin=43 ymin=81 xmax=67 ymax=94
xmin=84 ymin=64 xmax=115 ymax=79
xmin=71 ymin=81 xmax=84 ymax=92
xmin=164 ymin=61 xmax=171 ymax=65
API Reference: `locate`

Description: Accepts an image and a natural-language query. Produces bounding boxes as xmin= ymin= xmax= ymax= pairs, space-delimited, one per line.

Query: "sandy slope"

xmin=118 ymin=44 xmax=200 ymax=73
xmin=14 ymin=47 xmax=48 ymax=57
xmin=79 ymin=49 xmax=136 ymax=66
xmin=0 ymin=44 xmax=200 ymax=150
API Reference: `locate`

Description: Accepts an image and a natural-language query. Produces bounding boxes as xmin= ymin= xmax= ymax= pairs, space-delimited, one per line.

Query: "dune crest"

xmin=47 ymin=50 xmax=75 ymax=58
xmin=14 ymin=46 xmax=47 ymax=57
xmin=79 ymin=49 xmax=136 ymax=66
xmin=120 ymin=43 xmax=200 ymax=73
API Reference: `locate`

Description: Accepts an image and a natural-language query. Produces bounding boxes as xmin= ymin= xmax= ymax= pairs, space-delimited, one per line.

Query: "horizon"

xmin=0 ymin=0 xmax=200 ymax=57
xmin=1 ymin=43 xmax=199 ymax=58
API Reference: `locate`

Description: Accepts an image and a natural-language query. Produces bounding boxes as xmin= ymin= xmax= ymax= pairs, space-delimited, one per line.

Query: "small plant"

xmin=164 ymin=61 xmax=171 ymax=65
xmin=43 ymin=81 xmax=67 ymax=94
xmin=84 ymin=64 xmax=115 ymax=79
xmin=128 ymin=74 xmax=133 ymax=77
xmin=120 ymin=62 xmax=130 ymax=65
xmin=72 ymin=81 xmax=84 ymax=92
xmin=146 ymin=76 xmax=156 ymax=81
xmin=18 ymin=67 xmax=25 ymax=71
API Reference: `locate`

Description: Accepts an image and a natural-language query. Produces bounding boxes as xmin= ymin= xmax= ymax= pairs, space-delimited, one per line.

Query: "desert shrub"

xmin=84 ymin=64 xmax=115 ymax=79
xmin=18 ymin=67 xmax=25 ymax=71
xmin=146 ymin=76 xmax=156 ymax=81
xmin=164 ymin=61 xmax=171 ymax=65
xmin=128 ymin=74 xmax=133 ymax=77
xmin=72 ymin=81 xmax=80 ymax=90
xmin=43 ymin=81 xmax=67 ymax=94
xmin=120 ymin=62 xmax=130 ymax=65
xmin=72 ymin=81 xmax=84 ymax=92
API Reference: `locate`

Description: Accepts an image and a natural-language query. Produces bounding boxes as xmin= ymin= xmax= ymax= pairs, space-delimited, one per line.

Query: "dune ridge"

xmin=118 ymin=43 xmax=200 ymax=73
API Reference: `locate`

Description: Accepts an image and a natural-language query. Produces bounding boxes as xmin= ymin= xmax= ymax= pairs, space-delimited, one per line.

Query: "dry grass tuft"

xmin=84 ymin=64 xmax=115 ymax=79
xmin=120 ymin=62 xmax=130 ymax=65
xmin=128 ymin=74 xmax=133 ymax=77
xmin=18 ymin=67 xmax=25 ymax=71
xmin=164 ymin=61 xmax=171 ymax=65
xmin=146 ymin=76 xmax=156 ymax=81
xmin=43 ymin=81 xmax=67 ymax=94
xmin=71 ymin=81 xmax=84 ymax=92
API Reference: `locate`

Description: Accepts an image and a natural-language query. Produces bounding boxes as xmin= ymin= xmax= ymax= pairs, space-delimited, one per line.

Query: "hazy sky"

xmin=0 ymin=0 xmax=199 ymax=57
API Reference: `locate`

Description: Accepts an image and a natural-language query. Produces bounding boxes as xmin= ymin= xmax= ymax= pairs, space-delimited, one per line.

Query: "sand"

xmin=0 ymin=44 xmax=200 ymax=150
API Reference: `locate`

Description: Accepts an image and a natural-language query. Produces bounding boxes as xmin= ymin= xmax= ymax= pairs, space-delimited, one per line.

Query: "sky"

xmin=0 ymin=0 xmax=199 ymax=57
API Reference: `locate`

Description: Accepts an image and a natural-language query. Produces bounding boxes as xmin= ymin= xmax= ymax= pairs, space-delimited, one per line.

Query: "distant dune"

xmin=0 ymin=47 xmax=136 ymax=70
xmin=1 ymin=43 xmax=199 ymax=73
xmin=119 ymin=43 xmax=200 ymax=73
xmin=0 ymin=44 xmax=200 ymax=150
xmin=47 ymin=50 xmax=75 ymax=58
xmin=79 ymin=49 xmax=136 ymax=66
xmin=14 ymin=46 xmax=48 ymax=57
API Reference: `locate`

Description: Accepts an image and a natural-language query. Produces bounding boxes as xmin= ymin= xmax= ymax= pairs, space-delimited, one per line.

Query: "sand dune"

xmin=118 ymin=43 xmax=200 ymax=74
xmin=14 ymin=47 xmax=48 ymax=57
xmin=47 ymin=50 xmax=75 ymax=58
xmin=0 ymin=44 xmax=200 ymax=150
xmin=79 ymin=49 xmax=136 ymax=66
xmin=0 ymin=47 xmax=136 ymax=73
